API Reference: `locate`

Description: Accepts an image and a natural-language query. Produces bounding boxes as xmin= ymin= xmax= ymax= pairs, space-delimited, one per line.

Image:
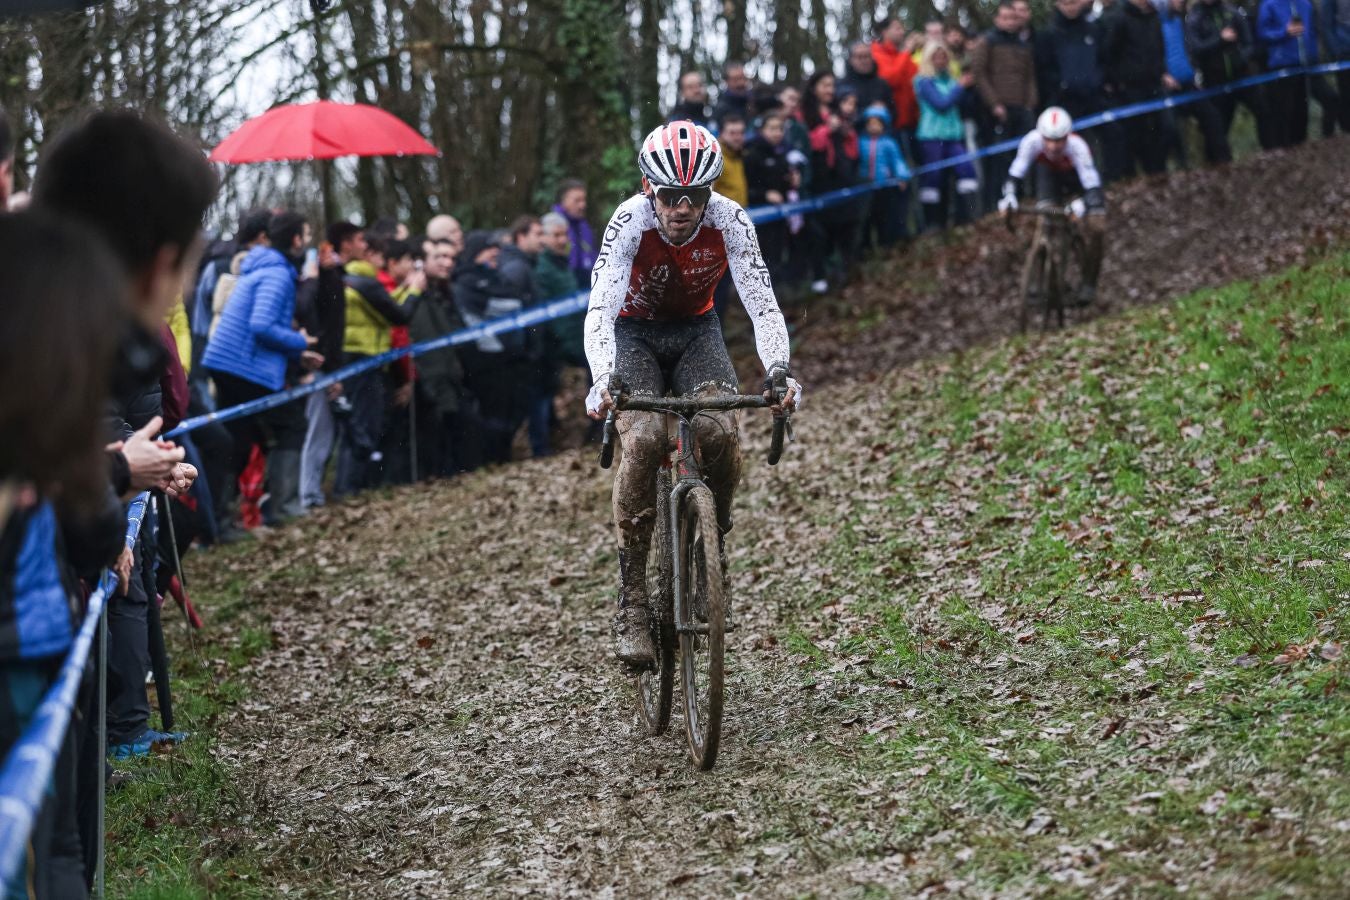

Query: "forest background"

xmin=0 ymin=0 xmax=1009 ymax=229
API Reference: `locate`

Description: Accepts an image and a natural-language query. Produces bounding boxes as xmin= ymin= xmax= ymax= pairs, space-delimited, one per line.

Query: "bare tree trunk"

xmin=724 ymin=0 xmax=748 ymax=64
xmin=637 ymin=0 xmax=664 ymax=130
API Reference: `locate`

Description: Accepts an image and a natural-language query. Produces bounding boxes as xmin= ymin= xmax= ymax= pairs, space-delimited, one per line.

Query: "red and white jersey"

xmin=583 ymin=191 xmax=790 ymax=383
xmin=1008 ymin=131 xmax=1101 ymax=190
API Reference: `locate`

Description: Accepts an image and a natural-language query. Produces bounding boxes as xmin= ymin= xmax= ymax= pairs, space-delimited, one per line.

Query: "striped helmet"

xmin=637 ymin=121 xmax=724 ymax=188
xmin=1037 ymin=107 xmax=1073 ymax=141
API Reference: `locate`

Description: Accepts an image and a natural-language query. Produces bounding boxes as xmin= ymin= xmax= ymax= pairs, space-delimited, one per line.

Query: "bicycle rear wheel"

xmin=678 ymin=484 xmax=725 ymax=770
xmin=1019 ymin=242 xmax=1047 ymax=335
xmin=637 ymin=467 xmax=675 ymax=734
xmin=1047 ymin=252 xmax=1065 ymax=329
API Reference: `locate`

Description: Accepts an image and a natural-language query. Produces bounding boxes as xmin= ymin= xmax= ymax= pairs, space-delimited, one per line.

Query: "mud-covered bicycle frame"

xmin=1010 ymin=203 xmax=1085 ymax=333
xmin=596 ymin=369 xmax=792 ymax=768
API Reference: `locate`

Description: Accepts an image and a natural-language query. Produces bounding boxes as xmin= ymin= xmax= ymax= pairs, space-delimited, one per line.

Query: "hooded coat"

xmin=201 ymin=245 xmax=307 ymax=391
xmin=871 ymin=39 xmax=921 ymax=129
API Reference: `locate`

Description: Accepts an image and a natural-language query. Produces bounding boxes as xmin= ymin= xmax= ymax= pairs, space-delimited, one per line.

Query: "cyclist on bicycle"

xmin=998 ymin=107 xmax=1106 ymax=306
xmin=584 ymin=120 xmax=801 ymax=665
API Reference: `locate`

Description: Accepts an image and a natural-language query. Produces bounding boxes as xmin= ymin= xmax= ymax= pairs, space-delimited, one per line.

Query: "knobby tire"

xmin=637 ymin=467 xmax=675 ymax=734
xmin=679 ymin=485 xmax=725 ymax=770
xmin=1020 ymin=241 xmax=1047 ymax=335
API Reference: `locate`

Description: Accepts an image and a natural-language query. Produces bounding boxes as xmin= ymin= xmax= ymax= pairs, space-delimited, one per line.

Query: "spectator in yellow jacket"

xmin=713 ymin=113 xmax=749 ymax=207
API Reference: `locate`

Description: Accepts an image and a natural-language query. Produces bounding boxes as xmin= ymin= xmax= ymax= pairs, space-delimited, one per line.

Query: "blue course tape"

xmin=165 ymin=60 xmax=1348 ymax=439
xmin=0 ymin=494 xmax=150 ymax=889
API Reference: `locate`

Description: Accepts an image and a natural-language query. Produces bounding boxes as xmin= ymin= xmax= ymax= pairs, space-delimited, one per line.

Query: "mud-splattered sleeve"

xmin=583 ymin=198 xmax=642 ymax=384
xmin=1006 ymin=132 xmax=1038 ymax=183
xmin=716 ymin=197 xmax=792 ymax=374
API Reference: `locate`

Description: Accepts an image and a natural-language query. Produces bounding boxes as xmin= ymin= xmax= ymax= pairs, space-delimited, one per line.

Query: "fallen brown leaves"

xmin=174 ymin=140 xmax=1350 ymax=898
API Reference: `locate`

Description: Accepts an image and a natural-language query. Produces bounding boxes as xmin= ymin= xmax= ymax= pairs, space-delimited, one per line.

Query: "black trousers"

xmin=1337 ymin=67 xmax=1350 ymax=132
xmin=1164 ymin=84 xmax=1232 ymax=166
xmin=334 ymin=359 xmax=388 ymax=495
xmin=208 ymin=370 xmax=306 ymax=523
xmin=105 ymin=537 xmax=151 ymax=746
xmin=1214 ymin=84 xmax=1279 ymax=150
xmin=1308 ymin=73 xmax=1341 ymax=137
xmin=980 ymin=106 xmax=1035 ymax=210
xmin=1267 ymin=74 xmax=1310 ymax=147
xmin=1118 ymin=88 xmax=1168 ymax=176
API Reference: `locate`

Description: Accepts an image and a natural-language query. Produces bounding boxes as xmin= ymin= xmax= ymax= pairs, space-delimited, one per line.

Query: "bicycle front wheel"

xmin=1020 ymin=242 xmax=1047 ymax=335
xmin=677 ymin=484 xmax=725 ymax=770
xmin=637 ymin=467 xmax=675 ymax=734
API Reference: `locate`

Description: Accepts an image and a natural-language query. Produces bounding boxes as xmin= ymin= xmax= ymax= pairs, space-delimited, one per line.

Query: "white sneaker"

xmin=810 ymin=279 xmax=828 ymax=294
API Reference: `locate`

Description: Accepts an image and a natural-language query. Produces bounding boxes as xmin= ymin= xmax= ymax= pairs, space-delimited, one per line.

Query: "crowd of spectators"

xmin=1 ymin=0 xmax=1347 ymax=891
xmin=685 ymin=0 xmax=1347 ymax=291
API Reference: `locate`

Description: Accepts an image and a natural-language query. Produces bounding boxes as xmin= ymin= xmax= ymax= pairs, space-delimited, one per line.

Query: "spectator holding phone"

xmin=1257 ymin=0 xmax=1320 ymax=146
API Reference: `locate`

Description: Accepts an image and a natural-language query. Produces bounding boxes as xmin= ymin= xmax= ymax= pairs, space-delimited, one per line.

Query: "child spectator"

xmin=915 ymin=41 xmax=981 ymax=228
xmin=857 ymin=104 xmax=911 ymax=251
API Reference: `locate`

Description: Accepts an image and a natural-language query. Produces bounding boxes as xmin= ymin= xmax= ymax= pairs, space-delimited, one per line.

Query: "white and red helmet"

xmin=1037 ymin=107 xmax=1073 ymax=141
xmin=637 ymin=120 xmax=724 ymax=189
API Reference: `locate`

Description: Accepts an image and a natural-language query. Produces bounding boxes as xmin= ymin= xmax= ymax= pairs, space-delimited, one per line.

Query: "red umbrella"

xmin=210 ymin=100 xmax=438 ymax=163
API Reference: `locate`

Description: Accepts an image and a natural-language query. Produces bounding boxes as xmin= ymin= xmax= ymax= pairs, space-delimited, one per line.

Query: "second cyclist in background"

xmin=998 ymin=107 xmax=1106 ymax=307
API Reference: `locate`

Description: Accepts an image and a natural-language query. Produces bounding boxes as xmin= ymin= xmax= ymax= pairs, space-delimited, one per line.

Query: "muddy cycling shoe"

xmin=612 ymin=605 xmax=657 ymax=665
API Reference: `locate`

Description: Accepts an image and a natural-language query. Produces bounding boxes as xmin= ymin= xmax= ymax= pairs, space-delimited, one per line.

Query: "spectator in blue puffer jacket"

xmin=857 ymin=104 xmax=911 ymax=250
xmin=1256 ymin=0 xmax=1318 ymax=145
xmin=202 ymin=211 xmax=324 ymax=532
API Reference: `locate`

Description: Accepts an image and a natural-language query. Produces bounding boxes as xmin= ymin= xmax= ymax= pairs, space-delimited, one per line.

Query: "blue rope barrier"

xmin=160 ymin=57 xmax=1348 ymax=442
xmin=0 ymin=494 xmax=150 ymax=889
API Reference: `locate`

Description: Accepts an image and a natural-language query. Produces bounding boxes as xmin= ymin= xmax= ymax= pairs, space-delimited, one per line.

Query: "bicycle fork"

xmin=667 ymin=416 xmax=734 ymax=638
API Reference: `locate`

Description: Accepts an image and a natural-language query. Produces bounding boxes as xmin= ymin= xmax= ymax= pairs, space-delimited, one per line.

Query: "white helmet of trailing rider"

xmin=1037 ymin=107 xmax=1073 ymax=141
xmin=637 ymin=120 xmax=724 ymax=188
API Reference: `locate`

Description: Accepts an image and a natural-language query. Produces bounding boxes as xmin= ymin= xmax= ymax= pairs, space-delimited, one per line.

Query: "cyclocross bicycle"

xmin=1013 ymin=203 xmax=1086 ymax=334
xmin=599 ymin=370 xmax=791 ymax=770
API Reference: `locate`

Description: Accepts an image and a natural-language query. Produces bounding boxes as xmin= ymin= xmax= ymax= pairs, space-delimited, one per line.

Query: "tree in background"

xmin=0 ymin=0 xmax=1001 ymax=228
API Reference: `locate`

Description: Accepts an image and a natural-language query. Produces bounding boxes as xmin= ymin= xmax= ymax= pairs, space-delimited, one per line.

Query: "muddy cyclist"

xmin=584 ymin=120 xmax=802 ymax=665
xmin=999 ymin=106 xmax=1107 ymax=306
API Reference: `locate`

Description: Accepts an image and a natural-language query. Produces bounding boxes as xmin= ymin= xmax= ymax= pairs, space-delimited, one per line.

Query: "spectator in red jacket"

xmin=871 ymin=14 xmax=923 ymax=158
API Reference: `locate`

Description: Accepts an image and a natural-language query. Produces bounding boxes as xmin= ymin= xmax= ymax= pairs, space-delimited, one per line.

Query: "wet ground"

xmin=189 ymin=137 xmax=1349 ymax=897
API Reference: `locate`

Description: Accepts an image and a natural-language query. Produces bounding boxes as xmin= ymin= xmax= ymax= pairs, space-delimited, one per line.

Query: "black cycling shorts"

xmin=1034 ymin=161 xmax=1104 ymax=210
xmin=613 ymin=313 xmax=738 ymax=397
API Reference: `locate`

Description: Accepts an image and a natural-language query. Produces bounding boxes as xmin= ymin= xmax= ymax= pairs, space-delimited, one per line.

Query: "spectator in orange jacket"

xmin=871 ymin=14 xmax=923 ymax=158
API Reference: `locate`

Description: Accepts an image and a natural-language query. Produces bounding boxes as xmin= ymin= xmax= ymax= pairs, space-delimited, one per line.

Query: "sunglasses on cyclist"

xmin=653 ymin=185 xmax=712 ymax=209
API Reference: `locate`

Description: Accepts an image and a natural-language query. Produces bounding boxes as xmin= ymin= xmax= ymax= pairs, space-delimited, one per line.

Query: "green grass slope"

xmin=778 ymin=252 xmax=1349 ymax=895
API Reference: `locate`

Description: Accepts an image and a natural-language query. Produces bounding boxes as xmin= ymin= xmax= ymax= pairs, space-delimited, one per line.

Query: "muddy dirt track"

xmin=191 ymin=139 xmax=1348 ymax=897
xmin=782 ymin=137 xmax=1349 ymax=386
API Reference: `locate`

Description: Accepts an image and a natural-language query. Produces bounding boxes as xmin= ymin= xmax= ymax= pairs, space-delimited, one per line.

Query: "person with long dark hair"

xmin=0 ymin=210 xmax=128 ymax=900
xmin=800 ymin=70 xmax=837 ymax=130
